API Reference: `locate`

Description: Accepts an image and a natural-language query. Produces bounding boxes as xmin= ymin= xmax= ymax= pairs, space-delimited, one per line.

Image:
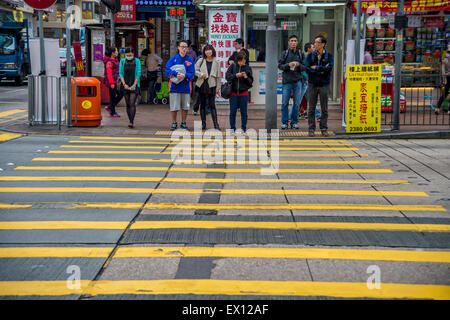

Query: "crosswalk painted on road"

xmin=0 ymin=134 xmax=449 ymax=299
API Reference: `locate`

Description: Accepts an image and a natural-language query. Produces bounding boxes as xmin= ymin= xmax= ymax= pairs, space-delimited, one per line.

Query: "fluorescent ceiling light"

xmin=304 ymin=3 xmax=346 ymax=7
xmin=250 ymin=4 xmax=300 ymax=6
xmin=199 ymin=3 xmax=245 ymax=5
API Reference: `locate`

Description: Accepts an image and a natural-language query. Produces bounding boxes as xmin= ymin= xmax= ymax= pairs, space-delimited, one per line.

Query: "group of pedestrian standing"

xmin=103 ymin=35 xmax=333 ymax=136
xmin=279 ymin=34 xmax=334 ymax=137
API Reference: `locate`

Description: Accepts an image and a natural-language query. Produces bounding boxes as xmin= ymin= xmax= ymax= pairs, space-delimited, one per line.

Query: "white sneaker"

xmin=291 ymin=123 xmax=299 ymax=129
xmin=281 ymin=124 xmax=288 ymax=130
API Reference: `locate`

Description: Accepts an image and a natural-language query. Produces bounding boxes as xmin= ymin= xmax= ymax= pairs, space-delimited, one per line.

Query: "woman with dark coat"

xmin=119 ymin=47 xmax=141 ymax=128
xmin=225 ymin=51 xmax=253 ymax=133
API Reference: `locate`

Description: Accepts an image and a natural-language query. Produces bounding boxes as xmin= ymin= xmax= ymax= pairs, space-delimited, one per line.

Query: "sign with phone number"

xmin=346 ymin=65 xmax=382 ymax=133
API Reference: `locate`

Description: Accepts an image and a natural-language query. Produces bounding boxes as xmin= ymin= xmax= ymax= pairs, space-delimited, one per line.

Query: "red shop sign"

xmin=115 ymin=0 xmax=136 ymax=22
xmin=423 ymin=16 xmax=445 ymax=28
xmin=352 ymin=0 xmax=450 ymax=14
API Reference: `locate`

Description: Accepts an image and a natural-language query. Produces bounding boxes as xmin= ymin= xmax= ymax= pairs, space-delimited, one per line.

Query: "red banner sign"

xmin=352 ymin=0 xmax=450 ymax=13
xmin=423 ymin=16 xmax=445 ymax=28
xmin=115 ymin=0 xmax=136 ymax=22
xmin=72 ymin=42 xmax=85 ymax=77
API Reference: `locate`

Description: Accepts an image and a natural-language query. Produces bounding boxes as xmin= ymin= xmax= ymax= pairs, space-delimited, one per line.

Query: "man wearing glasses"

xmin=165 ymin=40 xmax=195 ymax=130
xmin=305 ymin=35 xmax=334 ymax=137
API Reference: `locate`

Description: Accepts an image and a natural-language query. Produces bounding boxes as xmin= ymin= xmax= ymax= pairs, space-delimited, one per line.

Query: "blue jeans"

xmin=294 ymin=84 xmax=322 ymax=119
xmin=229 ymin=95 xmax=248 ymax=131
xmin=282 ymin=81 xmax=305 ymax=125
xmin=148 ymin=79 xmax=156 ymax=103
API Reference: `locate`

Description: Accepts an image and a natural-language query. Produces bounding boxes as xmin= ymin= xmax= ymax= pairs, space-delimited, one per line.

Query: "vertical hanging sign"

xmin=346 ymin=65 xmax=382 ymax=133
xmin=208 ymin=9 xmax=241 ymax=102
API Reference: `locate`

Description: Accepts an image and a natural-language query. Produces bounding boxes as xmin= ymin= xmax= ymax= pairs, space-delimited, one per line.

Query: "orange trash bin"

xmin=71 ymin=77 xmax=102 ymax=126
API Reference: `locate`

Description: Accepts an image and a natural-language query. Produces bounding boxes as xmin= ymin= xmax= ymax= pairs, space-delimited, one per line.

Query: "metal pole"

xmin=38 ymin=10 xmax=46 ymax=123
xmin=111 ymin=9 xmax=115 ymax=47
xmin=66 ymin=0 xmax=72 ymax=127
xmin=355 ymin=0 xmax=362 ymax=64
xmin=265 ymin=0 xmax=278 ymax=131
xmin=393 ymin=0 xmax=404 ymax=131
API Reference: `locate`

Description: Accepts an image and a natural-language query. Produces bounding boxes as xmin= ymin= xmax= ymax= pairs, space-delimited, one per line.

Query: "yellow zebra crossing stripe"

xmin=60 ymin=144 xmax=360 ymax=151
xmin=14 ymin=166 xmax=393 ymax=173
xmin=0 ymin=109 xmax=26 ymax=118
xmin=1 ymin=246 xmax=449 ymax=263
xmin=0 ymin=280 xmax=448 ymax=299
xmin=0 ymin=220 xmax=448 ymax=232
xmin=0 ymin=132 xmax=22 ymax=142
xmin=0 ymin=187 xmax=427 ymax=197
xmin=129 ymin=220 xmax=450 ymax=233
xmin=50 ymin=150 xmax=369 ymax=157
xmin=31 ymin=157 xmax=380 ymax=165
xmin=0 ymin=202 xmax=444 ymax=212
xmin=0 ymin=176 xmax=410 ymax=184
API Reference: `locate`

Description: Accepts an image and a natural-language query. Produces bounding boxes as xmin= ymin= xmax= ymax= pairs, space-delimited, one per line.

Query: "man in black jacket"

xmin=278 ymin=35 xmax=307 ymax=129
xmin=305 ymin=35 xmax=334 ymax=137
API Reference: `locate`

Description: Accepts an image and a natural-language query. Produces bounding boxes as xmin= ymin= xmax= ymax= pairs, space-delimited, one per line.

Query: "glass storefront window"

xmin=247 ymin=14 xmax=303 ymax=62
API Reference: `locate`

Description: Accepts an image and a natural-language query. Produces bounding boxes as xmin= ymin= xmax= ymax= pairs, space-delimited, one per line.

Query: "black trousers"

xmin=108 ymin=87 xmax=123 ymax=115
xmin=308 ymin=85 xmax=329 ymax=131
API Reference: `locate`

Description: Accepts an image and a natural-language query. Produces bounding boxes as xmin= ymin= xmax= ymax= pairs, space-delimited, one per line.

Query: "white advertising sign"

xmin=208 ymin=9 xmax=241 ymax=103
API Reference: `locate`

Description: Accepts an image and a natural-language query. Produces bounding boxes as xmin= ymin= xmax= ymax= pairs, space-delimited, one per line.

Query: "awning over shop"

xmin=351 ymin=0 xmax=450 ymax=14
xmin=84 ymin=20 xmax=155 ymax=31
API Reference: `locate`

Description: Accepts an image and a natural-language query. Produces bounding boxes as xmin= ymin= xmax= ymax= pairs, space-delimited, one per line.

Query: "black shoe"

xmin=180 ymin=122 xmax=188 ymax=130
xmin=170 ymin=122 xmax=178 ymax=131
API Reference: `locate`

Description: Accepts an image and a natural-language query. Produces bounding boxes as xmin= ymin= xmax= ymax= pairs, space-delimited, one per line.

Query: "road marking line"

xmin=0 ymin=176 xmax=410 ymax=184
xmin=68 ymin=140 xmax=353 ymax=146
xmin=113 ymin=246 xmax=450 ymax=263
xmin=0 ymin=114 xmax=27 ymax=125
xmin=0 ymin=187 xmax=425 ymax=197
xmin=14 ymin=166 xmax=393 ymax=173
xmin=141 ymin=203 xmax=446 ymax=212
xmin=0 ymin=221 xmax=128 ymax=230
xmin=31 ymin=157 xmax=380 ymax=165
xmin=77 ymin=136 xmax=350 ymax=143
xmin=0 ymin=132 xmax=23 ymax=142
xmin=59 ymin=145 xmax=360 ymax=151
xmin=0 ymin=246 xmax=448 ymax=263
xmin=0 ymin=247 xmax=113 ymax=258
xmin=49 ymin=151 xmax=370 ymax=157
xmin=130 ymin=220 xmax=450 ymax=233
xmin=1 ymin=202 xmax=438 ymax=212
xmin=1 ymin=280 xmax=448 ymax=299
xmin=0 ymin=109 xmax=26 ymax=118
xmin=0 ymin=203 xmax=32 ymax=209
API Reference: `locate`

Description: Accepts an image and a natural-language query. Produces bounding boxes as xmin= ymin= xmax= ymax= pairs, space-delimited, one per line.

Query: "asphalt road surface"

xmin=0 ymin=128 xmax=449 ymax=302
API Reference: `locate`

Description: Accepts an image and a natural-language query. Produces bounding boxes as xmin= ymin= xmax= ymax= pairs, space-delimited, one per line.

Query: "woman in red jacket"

xmin=103 ymin=47 xmax=122 ymax=117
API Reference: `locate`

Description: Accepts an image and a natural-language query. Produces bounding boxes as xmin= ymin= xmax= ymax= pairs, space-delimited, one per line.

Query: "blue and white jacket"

xmin=165 ymin=53 xmax=195 ymax=94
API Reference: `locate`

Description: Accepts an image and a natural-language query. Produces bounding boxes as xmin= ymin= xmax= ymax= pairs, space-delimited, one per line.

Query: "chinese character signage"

xmin=73 ymin=42 xmax=85 ymax=77
xmin=115 ymin=0 xmax=136 ymax=22
xmin=166 ymin=7 xmax=186 ymax=22
xmin=346 ymin=65 xmax=382 ymax=133
xmin=351 ymin=0 xmax=450 ymax=13
xmin=208 ymin=10 xmax=241 ymax=102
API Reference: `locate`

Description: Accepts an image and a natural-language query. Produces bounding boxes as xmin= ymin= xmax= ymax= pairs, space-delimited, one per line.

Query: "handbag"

xmin=220 ymin=63 xmax=235 ymax=99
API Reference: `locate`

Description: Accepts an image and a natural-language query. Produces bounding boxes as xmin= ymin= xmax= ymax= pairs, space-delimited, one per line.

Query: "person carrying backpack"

xmin=278 ymin=35 xmax=307 ymax=130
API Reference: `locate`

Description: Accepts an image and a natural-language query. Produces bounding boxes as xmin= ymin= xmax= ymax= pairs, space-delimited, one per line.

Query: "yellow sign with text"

xmin=346 ymin=65 xmax=382 ymax=133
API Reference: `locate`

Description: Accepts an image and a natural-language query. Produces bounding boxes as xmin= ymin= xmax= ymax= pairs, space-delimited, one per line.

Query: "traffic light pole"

xmin=38 ymin=10 xmax=46 ymax=123
xmin=65 ymin=0 xmax=72 ymax=127
xmin=265 ymin=0 xmax=278 ymax=131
